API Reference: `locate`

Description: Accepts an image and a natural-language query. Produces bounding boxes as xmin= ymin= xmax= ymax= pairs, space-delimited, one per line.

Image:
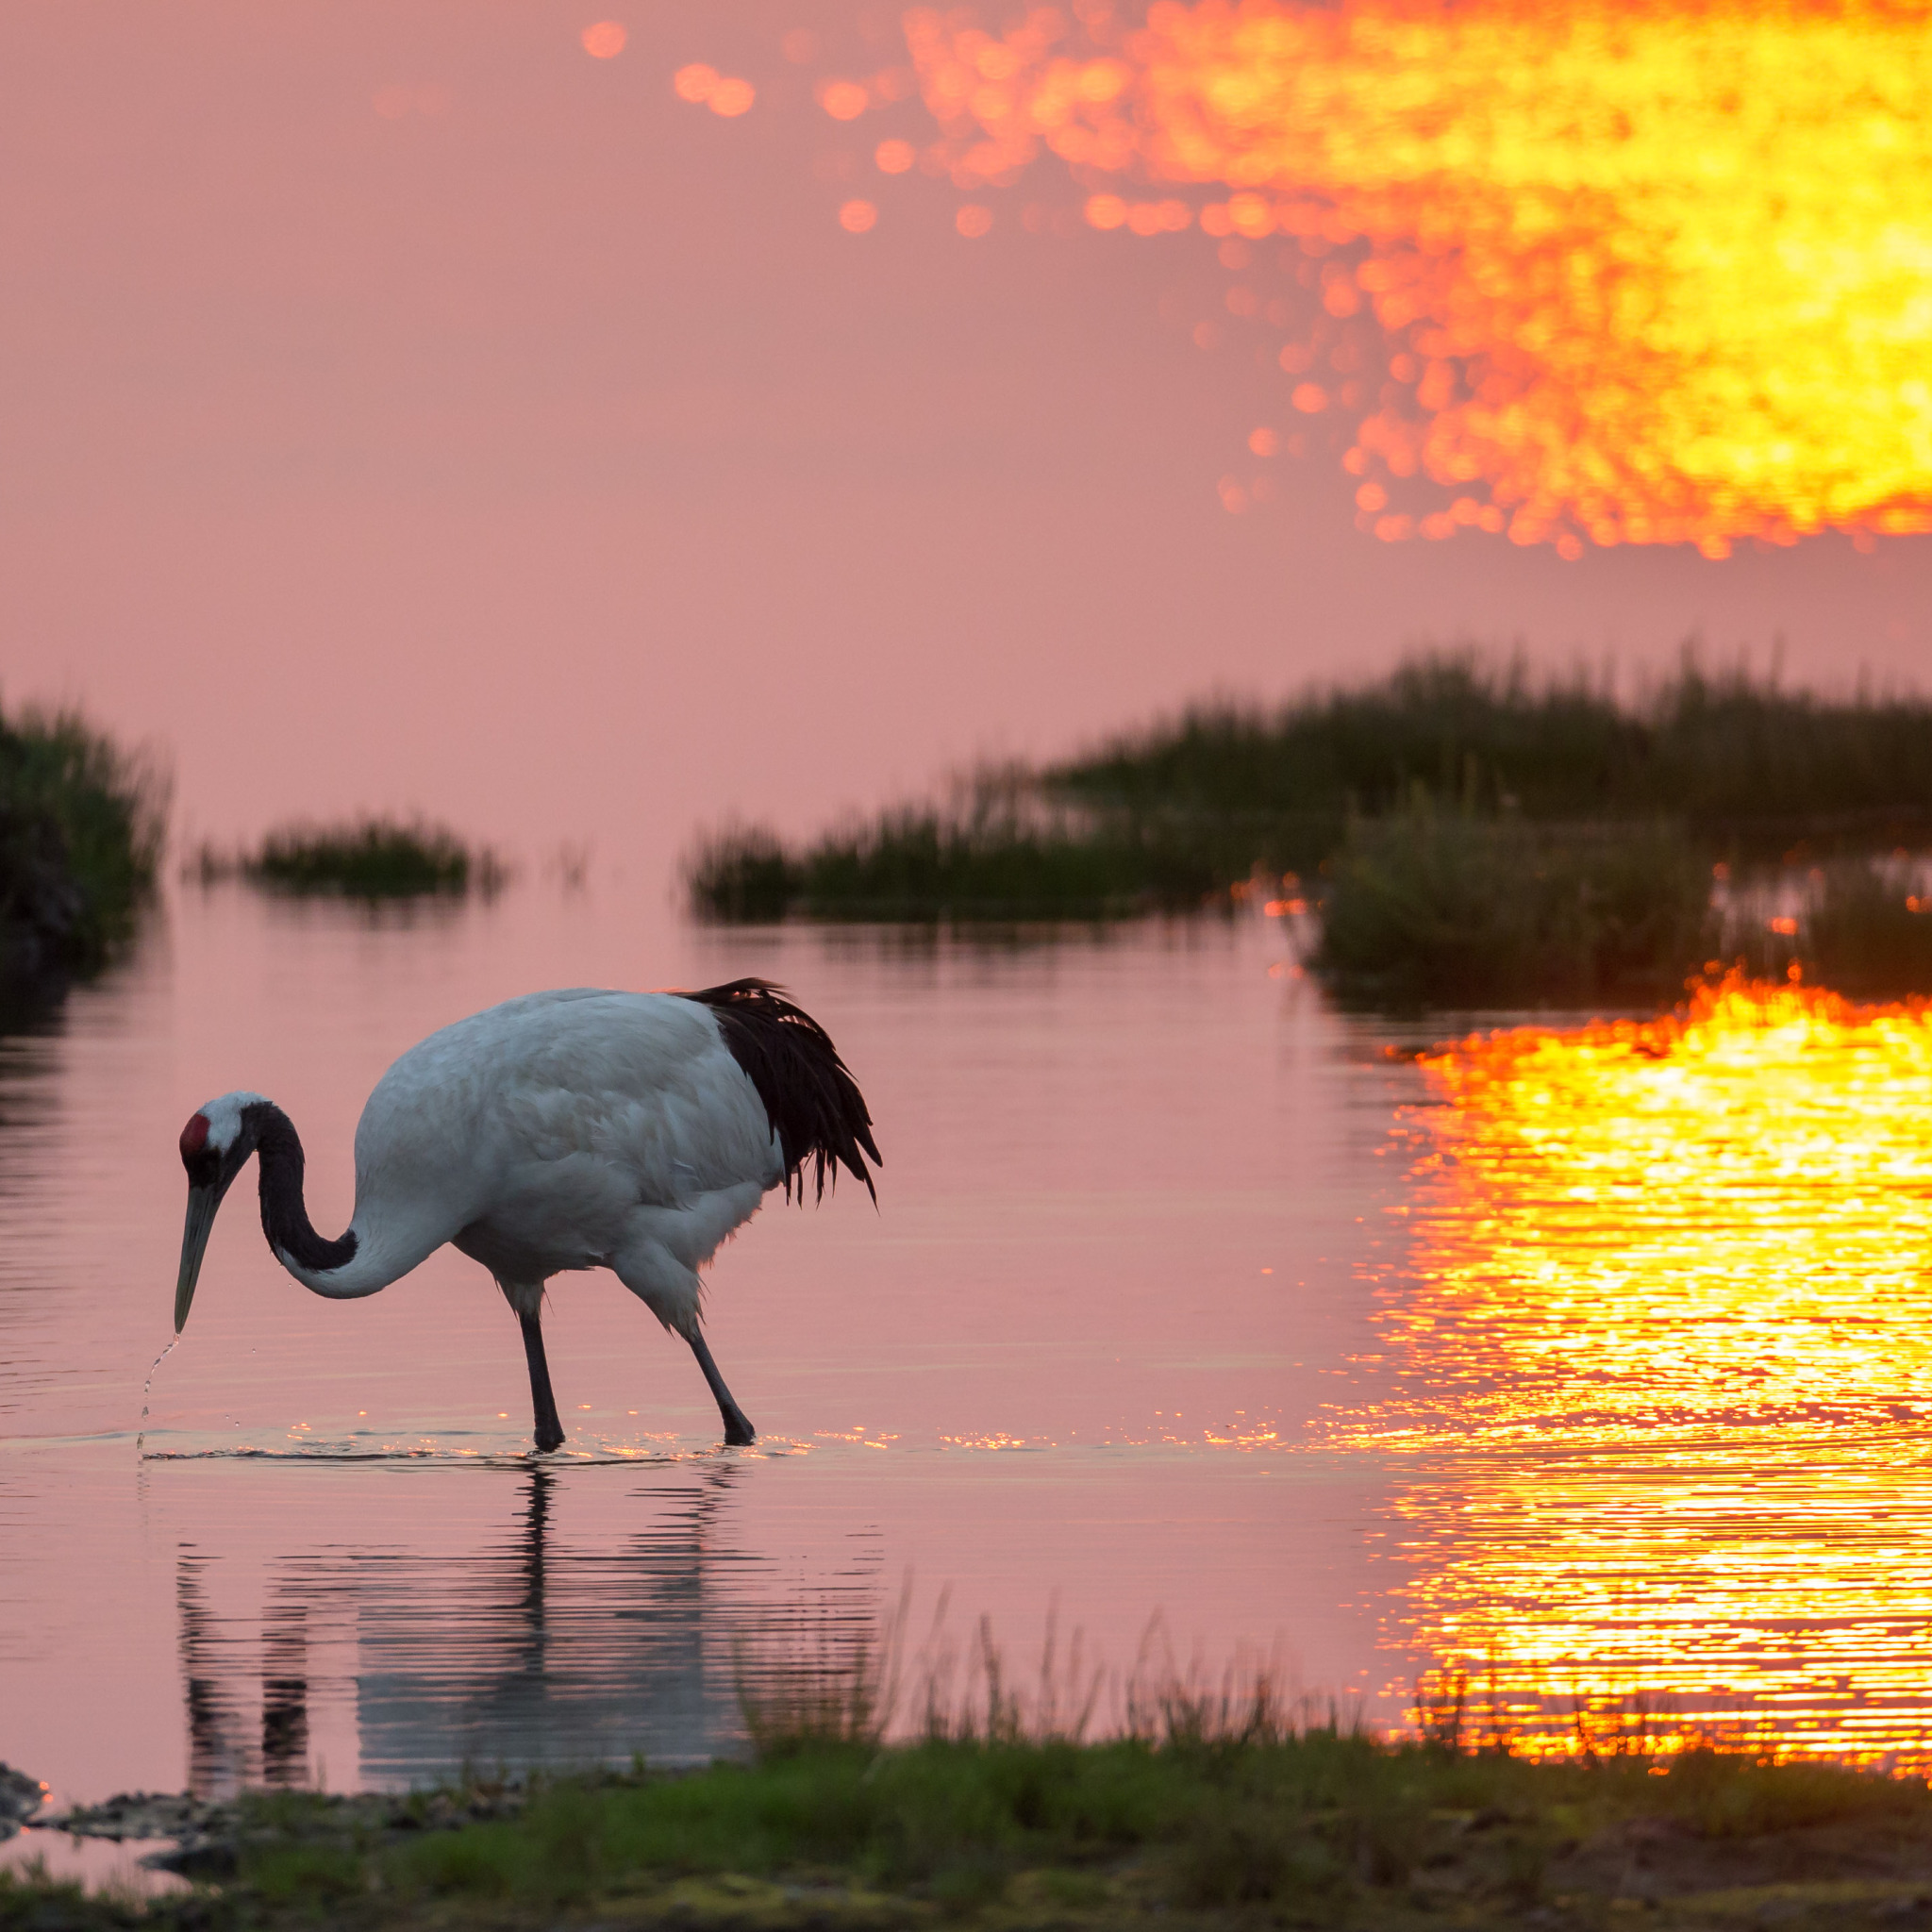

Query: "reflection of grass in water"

xmin=1803 ymin=859 xmax=1932 ymax=997
xmin=196 ymin=818 xmax=498 ymax=899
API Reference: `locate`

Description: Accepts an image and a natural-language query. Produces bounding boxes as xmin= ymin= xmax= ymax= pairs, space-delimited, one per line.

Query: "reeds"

xmin=686 ymin=654 xmax=1932 ymax=988
xmin=1313 ymin=799 xmax=1716 ymax=1008
xmin=1055 ymin=648 xmax=1932 ymax=853
xmin=196 ymin=818 xmax=500 ymax=899
xmin=686 ymin=768 xmax=1217 ymax=924
xmin=0 ymin=703 xmax=165 ymax=998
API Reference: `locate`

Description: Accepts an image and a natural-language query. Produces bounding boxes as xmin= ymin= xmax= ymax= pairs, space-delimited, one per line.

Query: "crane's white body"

xmin=279 ymin=989 xmax=783 ymax=1334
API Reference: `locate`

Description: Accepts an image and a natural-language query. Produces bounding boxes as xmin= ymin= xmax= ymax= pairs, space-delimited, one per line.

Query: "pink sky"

xmin=6 ymin=0 xmax=1929 ymax=887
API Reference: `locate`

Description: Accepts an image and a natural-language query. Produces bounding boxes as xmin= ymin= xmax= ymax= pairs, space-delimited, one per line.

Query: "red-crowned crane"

xmin=172 ymin=979 xmax=880 ymax=1452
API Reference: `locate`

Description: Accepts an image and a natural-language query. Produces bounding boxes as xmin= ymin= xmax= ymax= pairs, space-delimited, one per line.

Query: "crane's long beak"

xmin=175 ymin=1185 xmax=222 ymax=1333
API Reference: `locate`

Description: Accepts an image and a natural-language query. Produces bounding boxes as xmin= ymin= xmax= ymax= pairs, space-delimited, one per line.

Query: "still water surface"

xmin=4 ymin=888 xmax=1932 ymax=1826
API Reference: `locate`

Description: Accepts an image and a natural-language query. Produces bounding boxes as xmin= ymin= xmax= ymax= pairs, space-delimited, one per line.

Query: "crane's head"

xmin=175 ymin=1091 xmax=270 ymax=1333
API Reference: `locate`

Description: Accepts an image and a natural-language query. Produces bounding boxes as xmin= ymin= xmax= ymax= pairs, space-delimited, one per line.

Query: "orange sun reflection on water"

xmin=1359 ymin=976 xmax=1932 ymax=1761
xmin=902 ymin=1 xmax=1932 ymax=553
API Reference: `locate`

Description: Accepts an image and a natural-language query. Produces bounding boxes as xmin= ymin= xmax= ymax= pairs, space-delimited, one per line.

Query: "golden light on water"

xmin=1363 ymin=976 xmax=1932 ymax=1760
xmin=903 ymin=1 xmax=1932 ymax=552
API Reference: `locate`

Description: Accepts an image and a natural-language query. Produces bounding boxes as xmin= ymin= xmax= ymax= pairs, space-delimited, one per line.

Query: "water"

xmin=9 ymin=887 xmax=1932 ymax=1832
xmin=0 ymin=884 xmax=1403 ymax=1809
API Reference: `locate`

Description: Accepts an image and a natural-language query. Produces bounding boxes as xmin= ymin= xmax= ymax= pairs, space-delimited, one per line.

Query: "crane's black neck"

xmin=244 ymin=1101 xmax=358 ymax=1274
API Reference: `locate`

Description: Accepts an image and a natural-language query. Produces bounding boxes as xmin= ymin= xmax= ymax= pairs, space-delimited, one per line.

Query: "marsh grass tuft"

xmin=1314 ymin=798 xmax=1715 ymax=1008
xmin=0 ymin=704 xmax=165 ymax=1001
xmin=198 ymin=818 xmax=500 ymax=899
xmin=687 ymin=769 xmax=1214 ymax=924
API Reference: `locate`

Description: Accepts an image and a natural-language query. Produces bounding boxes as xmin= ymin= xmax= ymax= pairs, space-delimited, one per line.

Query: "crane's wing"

xmin=677 ymin=979 xmax=881 ymax=1204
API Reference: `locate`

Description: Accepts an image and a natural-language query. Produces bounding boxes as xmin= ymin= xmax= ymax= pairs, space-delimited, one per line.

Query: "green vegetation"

xmin=1313 ymin=802 xmax=1716 ymax=1008
xmin=202 ymin=818 xmax=495 ymax=899
xmin=687 ymin=778 xmax=1215 ymax=924
xmin=11 ymin=1715 xmax=1932 ymax=1931
xmin=1050 ymin=651 xmax=1932 ymax=859
xmin=691 ymin=652 xmax=1932 ymax=1007
xmin=0 ymin=704 xmax=164 ymax=1000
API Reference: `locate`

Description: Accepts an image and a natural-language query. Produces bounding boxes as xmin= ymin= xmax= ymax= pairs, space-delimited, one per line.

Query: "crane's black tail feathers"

xmin=680 ymin=978 xmax=881 ymax=1205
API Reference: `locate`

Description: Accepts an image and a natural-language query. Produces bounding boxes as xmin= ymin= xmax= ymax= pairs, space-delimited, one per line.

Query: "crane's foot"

xmin=689 ymin=1330 xmax=756 ymax=1446
xmin=518 ymin=1308 xmax=567 ymax=1454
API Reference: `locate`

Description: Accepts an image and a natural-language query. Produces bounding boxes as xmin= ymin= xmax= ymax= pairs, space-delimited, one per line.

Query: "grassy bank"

xmin=0 ymin=706 xmax=164 ymax=1001
xmin=11 ymin=1725 xmax=1932 ymax=1931
xmin=196 ymin=818 xmax=495 ymax=899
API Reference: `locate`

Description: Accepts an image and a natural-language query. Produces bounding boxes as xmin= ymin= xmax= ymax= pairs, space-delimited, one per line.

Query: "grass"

xmin=0 ymin=704 xmax=165 ymax=1000
xmin=1052 ymin=649 xmax=1932 ymax=855
xmin=11 ymin=1717 xmax=1932 ymax=1930
xmin=197 ymin=817 xmax=496 ymax=899
xmin=1313 ymin=799 xmax=1717 ymax=1009
xmin=688 ymin=653 xmax=1932 ymax=1008
xmin=14 ymin=1628 xmax=1932 ymax=1932
xmin=687 ymin=771 xmax=1219 ymax=923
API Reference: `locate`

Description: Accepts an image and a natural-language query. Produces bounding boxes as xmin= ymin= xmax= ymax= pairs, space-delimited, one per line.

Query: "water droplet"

xmin=138 ymin=1333 xmax=180 ymax=1456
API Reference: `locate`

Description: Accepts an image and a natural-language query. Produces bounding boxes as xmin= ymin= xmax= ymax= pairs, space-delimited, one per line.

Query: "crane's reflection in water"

xmin=175 ymin=1463 xmax=879 ymax=1794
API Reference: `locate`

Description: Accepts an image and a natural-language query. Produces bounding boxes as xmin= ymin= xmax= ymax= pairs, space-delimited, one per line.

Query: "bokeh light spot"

xmin=820 ymin=79 xmax=870 ymax=121
xmin=580 ymin=21 xmax=625 ymax=59
xmin=1083 ymin=193 xmax=1127 ymax=230
xmin=1248 ymin=426 xmax=1280 ymax=457
xmin=839 ymin=198 xmax=878 ymax=233
xmin=875 ymin=139 xmax=916 ymax=174
xmin=956 ymin=204 xmax=993 ymax=237
xmin=708 ymin=76 xmax=755 ymax=117
xmin=673 ymin=63 xmax=718 ymax=104
xmin=1291 ymin=382 xmax=1328 ymax=414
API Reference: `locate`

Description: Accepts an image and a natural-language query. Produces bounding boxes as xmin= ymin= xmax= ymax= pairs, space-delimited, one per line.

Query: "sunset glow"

xmin=904 ymin=1 xmax=1932 ymax=552
xmin=1369 ymin=976 xmax=1932 ymax=1760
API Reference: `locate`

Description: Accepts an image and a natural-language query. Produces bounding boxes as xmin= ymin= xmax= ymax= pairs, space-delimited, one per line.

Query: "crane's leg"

xmin=688 ymin=1330 xmax=756 ymax=1447
xmin=611 ymin=1238 xmax=757 ymax=1446
xmin=519 ymin=1307 xmax=566 ymax=1454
